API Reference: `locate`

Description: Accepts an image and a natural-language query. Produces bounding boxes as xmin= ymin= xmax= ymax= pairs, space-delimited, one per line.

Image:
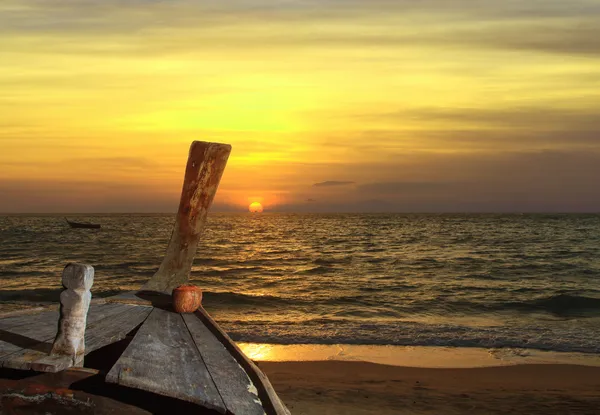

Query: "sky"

xmin=1 ymin=0 xmax=600 ymax=213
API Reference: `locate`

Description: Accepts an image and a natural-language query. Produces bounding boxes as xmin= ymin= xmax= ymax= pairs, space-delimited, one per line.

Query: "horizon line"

xmin=1 ymin=211 xmax=600 ymax=215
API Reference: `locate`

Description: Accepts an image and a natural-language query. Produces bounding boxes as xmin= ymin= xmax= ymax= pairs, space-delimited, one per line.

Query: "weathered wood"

xmin=84 ymin=304 xmax=152 ymax=353
xmin=0 ymin=303 xmax=143 ymax=371
xmin=0 ymin=305 xmax=123 ymax=360
xmin=101 ymin=290 xmax=170 ymax=308
xmin=50 ymin=263 xmax=94 ymax=367
xmin=106 ymin=308 xmax=226 ymax=413
xmin=183 ymin=314 xmax=266 ymax=415
xmin=0 ymin=312 xmax=59 ymax=359
xmin=0 ymin=307 xmax=49 ymax=319
xmin=0 ymin=309 xmax=58 ymax=331
xmin=196 ymin=308 xmax=291 ymax=415
xmin=100 ymin=291 xmax=152 ymax=306
xmin=28 ymin=354 xmax=74 ymax=372
xmin=142 ymin=141 xmax=231 ymax=293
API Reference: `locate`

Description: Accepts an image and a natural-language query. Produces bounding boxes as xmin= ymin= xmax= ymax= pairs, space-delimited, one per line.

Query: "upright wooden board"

xmin=183 ymin=314 xmax=266 ymax=415
xmin=142 ymin=141 xmax=232 ymax=293
xmin=106 ymin=308 xmax=226 ymax=413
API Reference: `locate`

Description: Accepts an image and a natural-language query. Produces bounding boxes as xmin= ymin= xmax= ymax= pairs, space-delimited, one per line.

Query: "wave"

xmin=3 ymin=214 xmax=600 ymax=355
xmin=203 ymin=291 xmax=386 ymax=310
xmin=219 ymin=318 xmax=600 ymax=354
xmin=202 ymin=288 xmax=600 ymax=318
xmin=294 ymin=266 xmax=332 ymax=275
xmin=504 ymin=294 xmax=600 ymax=316
xmin=425 ymin=294 xmax=600 ymax=317
xmin=203 ymin=291 xmax=290 ymax=308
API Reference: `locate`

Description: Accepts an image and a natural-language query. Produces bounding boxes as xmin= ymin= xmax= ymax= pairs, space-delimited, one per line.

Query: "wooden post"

xmin=142 ymin=141 xmax=231 ymax=293
xmin=50 ymin=263 xmax=94 ymax=367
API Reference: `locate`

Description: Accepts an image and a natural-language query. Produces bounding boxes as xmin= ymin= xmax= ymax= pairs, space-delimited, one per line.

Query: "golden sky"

xmin=1 ymin=0 xmax=600 ymax=212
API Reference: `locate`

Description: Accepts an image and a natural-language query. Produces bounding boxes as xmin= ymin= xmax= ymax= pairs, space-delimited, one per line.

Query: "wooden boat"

xmin=65 ymin=217 xmax=102 ymax=229
xmin=0 ymin=141 xmax=290 ymax=414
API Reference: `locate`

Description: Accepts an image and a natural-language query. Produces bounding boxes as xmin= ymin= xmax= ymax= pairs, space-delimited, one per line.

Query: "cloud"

xmin=64 ymin=157 xmax=159 ymax=170
xmin=2 ymin=0 xmax=599 ymax=58
xmin=0 ymin=179 xmax=177 ymax=213
xmin=319 ymin=105 xmax=600 ymax=154
xmin=313 ymin=181 xmax=355 ymax=187
xmin=3 ymin=149 xmax=600 ymax=212
xmin=358 ymin=182 xmax=450 ymax=194
xmin=275 ymin=149 xmax=600 ymax=212
xmin=2 ymin=0 xmax=600 ymax=214
xmin=389 ymin=107 xmax=600 ymax=130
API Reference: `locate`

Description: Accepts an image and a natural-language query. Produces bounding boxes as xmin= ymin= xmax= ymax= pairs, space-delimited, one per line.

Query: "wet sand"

xmin=260 ymin=361 xmax=600 ymax=415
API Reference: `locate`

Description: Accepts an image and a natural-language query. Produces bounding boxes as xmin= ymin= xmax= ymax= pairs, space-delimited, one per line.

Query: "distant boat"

xmin=65 ymin=217 xmax=101 ymax=229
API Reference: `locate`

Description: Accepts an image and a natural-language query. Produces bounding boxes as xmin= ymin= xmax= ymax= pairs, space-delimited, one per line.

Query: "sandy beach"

xmin=260 ymin=361 xmax=600 ymax=415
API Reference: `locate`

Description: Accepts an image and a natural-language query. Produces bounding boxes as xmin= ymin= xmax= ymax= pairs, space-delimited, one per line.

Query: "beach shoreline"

xmin=240 ymin=343 xmax=600 ymax=414
xmin=259 ymin=360 xmax=600 ymax=414
xmin=239 ymin=343 xmax=600 ymax=368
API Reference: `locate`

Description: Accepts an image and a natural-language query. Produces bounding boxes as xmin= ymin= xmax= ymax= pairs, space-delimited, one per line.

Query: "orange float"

xmin=172 ymin=284 xmax=202 ymax=313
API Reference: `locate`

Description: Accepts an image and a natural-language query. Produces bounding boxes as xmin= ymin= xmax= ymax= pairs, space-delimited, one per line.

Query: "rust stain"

xmin=143 ymin=141 xmax=231 ymax=292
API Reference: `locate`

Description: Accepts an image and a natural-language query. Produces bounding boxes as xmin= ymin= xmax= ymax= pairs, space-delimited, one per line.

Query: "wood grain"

xmin=0 ymin=310 xmax=58 ymax=330
xmin=183 ymin=313 xmax=266 ymax=415
xmin=142 ymin=141 xmax=231 ymax=293
xmin=0 ymin=303 xmax=124 ymax=360
xmin=196 ymin=308 xmax=291 ymax=415
xmin=106 ymin=307 xmax=226 ymax=413
xmin=0 ymin=303 xmax=147 ymax=371
xmin=0 ymin=307 xmax=51 ymax=320
xmin=83 ymin=305 xmax=152 ymax=353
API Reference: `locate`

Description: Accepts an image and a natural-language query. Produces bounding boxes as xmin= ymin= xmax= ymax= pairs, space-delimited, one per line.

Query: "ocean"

xmin=1 ymin=214 xmax=599 ymax=354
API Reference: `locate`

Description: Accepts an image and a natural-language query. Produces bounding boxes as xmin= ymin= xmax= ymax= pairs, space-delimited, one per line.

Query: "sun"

xmin=249 ymin=202 xmax=264 ymax=213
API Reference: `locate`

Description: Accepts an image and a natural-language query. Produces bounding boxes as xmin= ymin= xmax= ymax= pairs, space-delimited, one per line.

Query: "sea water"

xmin=1 ymin=213 xmax=599 ymax=353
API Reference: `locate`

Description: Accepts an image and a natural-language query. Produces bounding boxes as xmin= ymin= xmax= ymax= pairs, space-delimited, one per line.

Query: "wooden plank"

xmin=28 ymin=354 xmax=74 ymax=373
xmin=196 ymin=308 xmax=291 ymax=415
xmin=101 ymin=291 xmax=153 ymax=306
xmin=0 ymin=303 xmax=127 ymax=369
xmin=84 ymin=305 xmax=152 ymax=353
xmin=183 ymin=313 xmax=266 ymax=415
xmin=0 ymin=310 xmax=59 ymax=356
xmin=32 ymin=304 xmax=150 ymax=372
xmin=142 ymin=141 xmax=232 ymax=293
xmin=106 ymin=308 xmax=226 ymax=413
xmin=0 ymin=318 xmax=57 ymax=359
xmin=0 ymin=303 xmax=124 ymax=360
xmin=0 ymin=303 xmax=141 ymax=370
xmin=0 ymin=307 xmax=50 ymax=319
xmin=0 ymin=309 xmax=58 ymax=330
xmin=102 ymin=290 xmax=172 ymax=308
xmin=86 ymin=303 xmax=134 ymax=323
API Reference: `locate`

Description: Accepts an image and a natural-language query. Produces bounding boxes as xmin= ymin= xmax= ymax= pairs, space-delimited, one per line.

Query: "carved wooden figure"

xmin=50 ymin=263 xmax=94 ymax=367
